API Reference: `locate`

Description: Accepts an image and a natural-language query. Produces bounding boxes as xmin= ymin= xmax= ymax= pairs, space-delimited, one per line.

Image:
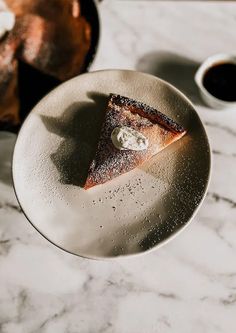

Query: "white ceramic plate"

xmin=12 ymin=70 xmax=211 ymax=259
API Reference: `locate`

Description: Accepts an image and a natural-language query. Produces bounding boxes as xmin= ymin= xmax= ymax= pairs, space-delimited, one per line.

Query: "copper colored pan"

xmin=0 ymin=0 xmax=100 ymax=132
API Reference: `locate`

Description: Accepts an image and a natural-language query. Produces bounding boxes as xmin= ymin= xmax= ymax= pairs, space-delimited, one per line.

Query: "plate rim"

xmin=12 ymin=69 xmax=212 ymax=260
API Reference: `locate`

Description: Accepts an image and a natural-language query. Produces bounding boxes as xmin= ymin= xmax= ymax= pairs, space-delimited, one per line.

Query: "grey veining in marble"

xmin=0 ymin=1 xmax=236 ymax=332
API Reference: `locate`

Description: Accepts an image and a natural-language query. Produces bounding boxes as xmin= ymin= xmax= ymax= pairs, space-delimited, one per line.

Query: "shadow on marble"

xmin=0 ymin=132 xmax=17 ymax=186
xmin=40 ymin=92 xmax=107 ymax=187
xmin=136 ymin=51 xmax=206 ymax=106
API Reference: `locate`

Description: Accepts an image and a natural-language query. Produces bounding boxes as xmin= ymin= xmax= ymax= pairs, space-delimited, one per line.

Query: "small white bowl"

xmin=195 ymin=53 xmax=236 ymax=110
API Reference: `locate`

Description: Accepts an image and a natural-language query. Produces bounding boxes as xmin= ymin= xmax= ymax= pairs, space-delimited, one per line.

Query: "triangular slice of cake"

xmin=84 ymin=94 xmax=186 ymax=189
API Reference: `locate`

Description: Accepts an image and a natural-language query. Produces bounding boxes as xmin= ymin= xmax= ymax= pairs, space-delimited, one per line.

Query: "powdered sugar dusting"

xmin=12 ymin=70 xmax=210 ymax=258
xmin=85 ymin=102 xmax=152 ymax=187
xmin=85 ymin=93 xmax=186 ymax=188
xmin=110 ymin=94 xmax=186 ymax=133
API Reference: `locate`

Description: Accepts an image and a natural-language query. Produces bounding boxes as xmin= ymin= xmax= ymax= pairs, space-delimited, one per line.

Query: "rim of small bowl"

xmin=195 ymin=53 xmax=236 ymax=106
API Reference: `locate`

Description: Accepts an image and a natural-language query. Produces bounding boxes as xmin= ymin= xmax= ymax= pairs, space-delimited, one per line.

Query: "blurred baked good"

xmin=0 ymin=0 xmax=91 ymax=129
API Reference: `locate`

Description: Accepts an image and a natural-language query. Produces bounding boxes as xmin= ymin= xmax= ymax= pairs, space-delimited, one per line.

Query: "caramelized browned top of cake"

xmin=109 ymin=94 xmax=186 ymax=134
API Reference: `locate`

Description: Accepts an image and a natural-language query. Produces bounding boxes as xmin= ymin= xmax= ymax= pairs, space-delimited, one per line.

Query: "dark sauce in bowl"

xmin=203 ymin=63 xmax=236 ymax=102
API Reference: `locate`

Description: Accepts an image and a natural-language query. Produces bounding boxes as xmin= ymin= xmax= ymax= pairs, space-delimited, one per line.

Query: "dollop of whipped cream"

xmin=0 ymin=1 xmax=15 ymax=39
xmin=111 ymin=126 xmax=149 ymax=151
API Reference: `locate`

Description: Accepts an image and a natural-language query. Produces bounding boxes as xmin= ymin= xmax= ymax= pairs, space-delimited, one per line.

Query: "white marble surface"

xmin=1 ymin=1 xmax=236 ymax=332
